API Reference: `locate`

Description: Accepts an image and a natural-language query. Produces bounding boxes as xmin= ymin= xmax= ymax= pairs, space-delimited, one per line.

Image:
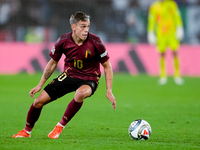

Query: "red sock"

xmin=25 ymin=104 xmax=42 ymax=132
xmin=59 ymin=99 xmax=83 ymax=126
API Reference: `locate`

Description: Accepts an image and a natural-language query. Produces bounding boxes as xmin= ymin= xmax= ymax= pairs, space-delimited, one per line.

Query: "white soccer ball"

xmin=128 ymin=119 xmax=151 ymax=140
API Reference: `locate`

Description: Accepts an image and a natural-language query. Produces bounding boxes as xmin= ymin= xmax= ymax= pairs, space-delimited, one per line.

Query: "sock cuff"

xmin=57 ymin=122 xmax=65 ymax=128
xmin=25 ymin=130 xmax=31 ymax=135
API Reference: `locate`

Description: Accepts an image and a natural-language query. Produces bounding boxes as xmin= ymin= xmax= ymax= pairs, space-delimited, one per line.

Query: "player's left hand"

xmin=176 ymin=27 xmax=184 ymax=41
xmin=106 ymin=89 xmax=116 ymax=110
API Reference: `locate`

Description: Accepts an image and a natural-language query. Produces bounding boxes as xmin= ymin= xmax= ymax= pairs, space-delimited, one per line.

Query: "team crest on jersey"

xmin=85 ymin=50 xmax=91 ymax=58
xmin=51 ymin=46 xmax=55 ymax=55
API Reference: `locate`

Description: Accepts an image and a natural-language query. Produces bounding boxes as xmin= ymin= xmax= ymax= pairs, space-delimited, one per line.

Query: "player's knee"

xmin=75 ymin=90 xmax=88 ymax=101
xmin=75 ymin=87 xmax=91 ymax=102
xmin=160 ymin=52 xmax=165 ymax=57
xmin=33 ymin=90 xmax=51 ymax=108
xmin=172 ymin=51 xmax=177 ymax=57
xmin=33 ymin=99 xmax=45 ymax=108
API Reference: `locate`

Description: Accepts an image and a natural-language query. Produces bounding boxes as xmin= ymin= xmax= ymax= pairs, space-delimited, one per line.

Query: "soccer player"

xmin=147 ymin=0 xmax=184 ymax=85
xmin=12 ymin=11 xmax=116 ymax=139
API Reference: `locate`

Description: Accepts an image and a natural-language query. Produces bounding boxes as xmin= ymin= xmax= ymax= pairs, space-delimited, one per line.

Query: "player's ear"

xmin=71 ymin=24 xmax=75 ymax=31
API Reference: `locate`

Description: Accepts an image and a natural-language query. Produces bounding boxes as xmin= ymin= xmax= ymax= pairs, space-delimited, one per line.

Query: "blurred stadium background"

xmin=1 ymin=1 xmax=200 ymax=149
xmin=0 ymin=0 xmax=200 ymax=75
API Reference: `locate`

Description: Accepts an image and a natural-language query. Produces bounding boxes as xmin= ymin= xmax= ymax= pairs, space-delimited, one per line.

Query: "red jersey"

xmin=50 ymin=32 xmax=109 ymax=82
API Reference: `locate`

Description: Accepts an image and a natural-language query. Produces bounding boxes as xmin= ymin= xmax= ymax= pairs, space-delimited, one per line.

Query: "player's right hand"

xmin=147 ymin=32 xmax=157 ymax=45
xmin=29 ymin=86 xmax=42 ymax=98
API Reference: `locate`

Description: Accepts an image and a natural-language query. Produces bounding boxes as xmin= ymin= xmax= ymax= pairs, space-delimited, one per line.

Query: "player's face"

xmin=72 ymin=20 xmax=90 ymax=41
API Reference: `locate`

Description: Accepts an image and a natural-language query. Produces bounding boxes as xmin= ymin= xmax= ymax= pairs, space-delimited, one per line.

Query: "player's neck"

xmin=72 ymin=33 xmax=84 ymax=46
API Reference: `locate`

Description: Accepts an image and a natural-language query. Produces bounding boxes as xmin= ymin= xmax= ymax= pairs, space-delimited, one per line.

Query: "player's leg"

xmin=157 ymin=38 xmax=167 ymax=85
xmin=159 ymin=52 xmax=166 ymax=77
xmin=61 ymin=84 xmax=92 ymax=123
xmin=12 ymin=90 xmax=51 ymax=138
xmin=172 ymin=51 xmax=180 ymax=77
xmin=48 ymin=80 xmax=98 ymax=139
xmin=25 ymin=90 xmax=51 ymax=131
xmin=170 ymin=37 xmax=180 ymax=77
xmin=172 ymin=51 xmax=184 ymax=85
xmin=62 ymin=80 xmax=98 ymax=125
xmin=12 ymin=72 xmax=69 ymax=138
xmin=48 ymin=85 xmax=92 ymax=139
xmin=170 ymin=37 xmax=184 ymax=85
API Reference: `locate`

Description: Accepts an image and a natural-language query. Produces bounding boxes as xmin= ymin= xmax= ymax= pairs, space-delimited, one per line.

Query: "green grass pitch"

xmin=0 ymin=73 xmax=200 ymax=150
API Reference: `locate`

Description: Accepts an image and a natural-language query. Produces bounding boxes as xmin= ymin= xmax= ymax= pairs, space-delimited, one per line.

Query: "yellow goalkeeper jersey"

xmin=148 ymin=0 xmax=183 ymax=38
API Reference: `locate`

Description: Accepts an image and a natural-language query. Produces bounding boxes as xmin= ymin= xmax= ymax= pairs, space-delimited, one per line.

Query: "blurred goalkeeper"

xmin=147 ymin=0 xmax=184 ymax=85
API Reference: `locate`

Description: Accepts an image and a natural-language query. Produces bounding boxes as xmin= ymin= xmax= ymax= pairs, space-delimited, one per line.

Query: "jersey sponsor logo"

xmin=85 ymin=50 xmax=91 ymax=58
xmin=51 ymin=46 xmax=55 ymax=55
xmin=100 ymin=50 xmax=107 ymax=58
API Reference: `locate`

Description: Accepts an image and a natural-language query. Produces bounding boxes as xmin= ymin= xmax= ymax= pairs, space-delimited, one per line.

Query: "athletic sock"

xmin=57 ymin=122 xmax=65 ymax=128
xmin=59 ymin=99 xmax=83 ymax=126
xmin=174 ymin=55 xmax=180 ymax=77
xmin=26 ymin=130 xmax=32 ymax=135
xmin=25 ymin=104 xmax=42 ymax=132
xmin=160 ymin=56 xmax=166 ymax=78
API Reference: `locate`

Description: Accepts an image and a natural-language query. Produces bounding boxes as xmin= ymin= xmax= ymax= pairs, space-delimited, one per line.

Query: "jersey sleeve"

xmin=97 ymin=40 xmax=109 ymax=64
xmin=49 ymin=37 xmax=63 ymax=61
xmin=172 ymin=1 xmax=183 ymax=27
xmin=147 ymin=4 xmax=156 ymax=33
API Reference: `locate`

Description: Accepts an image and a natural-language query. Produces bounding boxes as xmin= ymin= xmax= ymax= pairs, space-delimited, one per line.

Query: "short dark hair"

xmin=69 ymin=11 xmax=90 ymax=25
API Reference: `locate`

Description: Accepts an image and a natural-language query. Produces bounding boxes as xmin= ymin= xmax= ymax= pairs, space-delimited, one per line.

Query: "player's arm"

xmin=29 ymin=58 xmax=58 ymax=98
xmin=147 ymin=5 xmax=156 ymax=33
xmin=173 ymin=1 xmax=183 ymax=27
xmin=101 ymin=59 xmax=116 ymax=110
xmin=173 ymin=1 xmax=184 ymax=40
xmin=147 ymin=4 xmax=157 ymax=45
